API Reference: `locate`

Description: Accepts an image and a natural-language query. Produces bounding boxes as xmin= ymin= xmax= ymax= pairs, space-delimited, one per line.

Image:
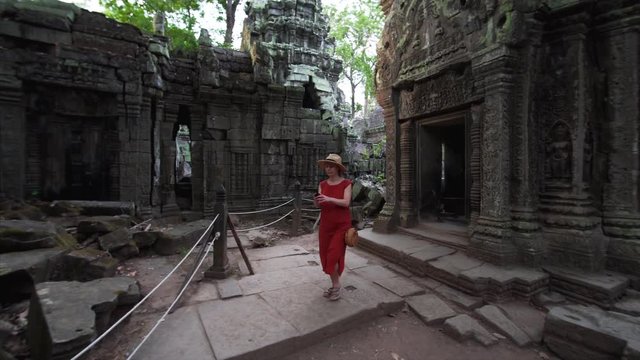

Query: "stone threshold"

xmin=358 ymin=228 xmax=548 ymax=301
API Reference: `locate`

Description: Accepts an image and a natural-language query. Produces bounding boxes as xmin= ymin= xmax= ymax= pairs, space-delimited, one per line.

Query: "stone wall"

xmin=0 ymin=0 xmax=345 ymax=216
xmin=375 ymin=0 xmax=640 ymax=275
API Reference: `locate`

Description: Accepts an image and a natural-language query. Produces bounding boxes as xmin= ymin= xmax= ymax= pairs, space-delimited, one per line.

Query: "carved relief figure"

xmin=546 ymin=122 xmax=572 ymax=182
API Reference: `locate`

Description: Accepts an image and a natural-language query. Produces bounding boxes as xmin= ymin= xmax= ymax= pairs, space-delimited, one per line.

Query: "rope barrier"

xmin=301 ymin=208 xmax=320 ymax=212
xmin=70 ymin=214 xmax=220 ymax=360
xmin=302 ymin=198 xmax=314 ymax=203
xmin=228 ymin=198 xmax=294 ymax=215
xmin=235 ymin=209 xmax=295 ymax=232
xmin=126 ymin=232 xmax=221 ymax=360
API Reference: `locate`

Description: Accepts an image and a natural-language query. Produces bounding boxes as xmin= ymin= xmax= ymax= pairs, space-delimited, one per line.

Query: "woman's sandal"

xmin=328 ymin=287 xmax=341 ymax=301
xmin=323 ymin=287 xmax=339 ymax=298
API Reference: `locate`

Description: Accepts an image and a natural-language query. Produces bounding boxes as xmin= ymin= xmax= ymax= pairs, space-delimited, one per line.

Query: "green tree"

xmin=325 ymin=0 xmax=383 ymax=117
xmin=100 ymin=0 xmax=206 ymax=52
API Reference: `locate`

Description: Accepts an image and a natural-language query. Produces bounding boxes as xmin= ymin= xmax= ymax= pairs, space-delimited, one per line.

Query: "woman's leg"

xmin=330 ymin=262 xmax=340 ymax=289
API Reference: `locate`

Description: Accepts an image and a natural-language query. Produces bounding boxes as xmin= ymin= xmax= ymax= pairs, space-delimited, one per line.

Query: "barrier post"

xmin=291 ymin=180 xmax=301 ymax=236
xmin=206 ymin=184 xmax=231 ymax=279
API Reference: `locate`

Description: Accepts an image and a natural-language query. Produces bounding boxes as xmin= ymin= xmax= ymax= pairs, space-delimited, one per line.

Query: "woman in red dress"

xmin=314 ymin=154 xmax=352 ymax=301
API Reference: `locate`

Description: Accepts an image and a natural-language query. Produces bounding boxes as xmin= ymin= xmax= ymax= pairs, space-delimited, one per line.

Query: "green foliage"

xmin=325 ymin=0 xmax=383 ymax=116
xmin=372 ymin=139 xmax=385 ymax=158
xmin=100 ymin=0 xmax=209 ymax=53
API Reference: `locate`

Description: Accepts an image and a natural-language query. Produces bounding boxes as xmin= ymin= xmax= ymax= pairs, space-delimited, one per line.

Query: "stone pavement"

xmin=134 ymin=244 xmax=406 ymax=360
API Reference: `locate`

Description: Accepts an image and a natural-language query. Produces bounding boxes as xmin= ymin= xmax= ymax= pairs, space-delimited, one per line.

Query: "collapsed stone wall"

xmin=0 ymin=0 xmax=347 ymax=217
xmin=375 ymin=0 xmax=640 ymax=275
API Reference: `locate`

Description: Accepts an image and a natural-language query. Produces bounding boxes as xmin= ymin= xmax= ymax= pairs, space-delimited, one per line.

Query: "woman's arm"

xmin=317 ymin=184 xmax=352 ymax=208
xmin=313 ymin=184 xmax=322 ymax=208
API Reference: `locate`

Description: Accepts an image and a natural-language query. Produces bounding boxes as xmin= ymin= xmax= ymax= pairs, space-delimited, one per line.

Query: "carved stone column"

xmin=537 ymin=18 xmax=605 ymax=271
xmin=0 ymin=85 xmax=25 ymax=199
xmin=160 ymin=107 xmax=180 ymax=217
xmin=469 ymin=49 xmax=518 ymax=265
xmin=510 ymin=18 xmax=544 ymax=267
xmin=398 ymin=119 xmax=417 ymax=227
xmin=373 ymin=88 xmax=399 ymax=233
xmin=599 ymin=17 xmax=640 ymax=274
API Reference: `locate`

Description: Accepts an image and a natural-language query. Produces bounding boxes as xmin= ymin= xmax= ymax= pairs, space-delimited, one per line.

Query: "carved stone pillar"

xmin=599 ymin=21 xmax=640 ymax=274
xmin=469 ymin=51 xmax=518 ymax=265
xmin=0 ymin=85 xmax=25 ymax=199
xmin=398 ymin=119 xmax=417 ymax=227
xmin=373 ymin=88 xmax=399 ymax=233
xmin=160 ymin=108 xmax=180 ymax=217
xmin=510 ymin=19 xmax=544 ymax=267
xmin=537 ymin=20 xmax=605 ymax=271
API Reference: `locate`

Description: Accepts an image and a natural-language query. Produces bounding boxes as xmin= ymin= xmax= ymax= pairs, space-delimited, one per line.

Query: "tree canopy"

xmin=324 ymin=0 xmax=383 ymax=117
xmin=100 ymin=0 xmax=244 ymax=52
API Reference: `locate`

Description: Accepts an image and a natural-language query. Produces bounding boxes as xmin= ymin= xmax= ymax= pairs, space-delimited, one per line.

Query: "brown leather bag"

xmin=345 ymin=227 xmax=359 ymax=247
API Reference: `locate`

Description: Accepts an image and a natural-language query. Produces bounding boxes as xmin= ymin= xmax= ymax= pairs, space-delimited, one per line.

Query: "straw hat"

xmin=318 ymin=153 xmax=346 ymax=173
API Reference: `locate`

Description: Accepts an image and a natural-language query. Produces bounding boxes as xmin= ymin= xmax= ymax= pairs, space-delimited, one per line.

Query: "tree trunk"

xmin=350 ymin=81 xmax=356 ymax=117
xmin=223 ymin=0 xmax=240 ymax=47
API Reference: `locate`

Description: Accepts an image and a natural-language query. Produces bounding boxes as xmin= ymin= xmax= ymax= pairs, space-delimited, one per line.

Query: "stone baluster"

xmin=206 ymin=184 xmax=231 ymax=279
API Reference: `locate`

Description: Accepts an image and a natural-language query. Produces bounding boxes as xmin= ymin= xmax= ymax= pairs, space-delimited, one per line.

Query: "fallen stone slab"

xmin=216 ymin=278 xmax=243 ymax=299
xmin=0 ymin=248 xmax=65 ymax=283
xmin=154 ymin=220 xmax=212 ymax=255
xmin=544 ymin=266 xmax=629 ymax=308
xmin=544 ymin=305 xmax=640 ymax=360
xmin=77 ymin=216 xmax=132 ymax=235
xmin=0 ymin=220 xmax=77 ymax=253
xmin=60 ymin=247 xmax=118 ymax=281
xmin=433 ymin=285 xmax=484 ymax=310
xmin=28 ymin=277 xmax=141 ymax=360
xmin=131 ymin=231 xmax=158 ymax=249
xmin=98 ymin=228 xmax=132 ymax=252
xmin=443 ymin=314 xmax=498 ymax=347
xmin=406 ymin=293 xmax=457 ymax=325
xmin=475 ymin=305 xmax=531 ymax=347
xmin=497 ymin=301 xmax=546 ymax=343
xmin=50 ymin=200 xmax=135 ymax=216
xmin=374 ymin=276 xmax=425 ymax=297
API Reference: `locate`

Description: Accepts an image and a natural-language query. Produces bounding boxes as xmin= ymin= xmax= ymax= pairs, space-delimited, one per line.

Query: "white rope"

xmin=126 ymin=232 xmax=221 ymax=360
xmin=228 ymin=198 xmax=294 ymax=215
xmin=70 ymin=214 xmax=220 ymax=360
xmin=235 ymin=209 xmax=295 ymax=232
xmin=301 ymin=208 xmax=321 ymax=212
xmin=302 ymin=198 xmax=314 ymax=203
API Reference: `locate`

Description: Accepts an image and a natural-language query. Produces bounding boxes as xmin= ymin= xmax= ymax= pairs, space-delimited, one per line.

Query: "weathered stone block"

xmin=98 ymin=228 xmax=132 ymax=252
xmin=443 ymin=314 xmax=498 ymax=347
xmin=0 ymin=220 xmax=77 ymax=254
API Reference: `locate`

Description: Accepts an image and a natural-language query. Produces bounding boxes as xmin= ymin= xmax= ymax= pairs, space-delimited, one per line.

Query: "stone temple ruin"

xmin=376 ymin=0 xmax=640 ymax=275
xmin=371 ymin=0 xmax=640 ymax=357
xmin=0 ymin=0 xmax=348 ymax=217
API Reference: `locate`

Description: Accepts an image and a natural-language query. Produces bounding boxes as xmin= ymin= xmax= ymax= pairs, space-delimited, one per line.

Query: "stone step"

xmin=358 ymin=228 xmax=549 ymax=301
xmin=543 ymin=266 xmax=630 ymax=308
xmin=543 ymin=304 xmax=640 ymax=360
xmin=134 ymin=275 xmax=405 ymax=360
xmin=399 ymin=225 xmax=468 ymax=251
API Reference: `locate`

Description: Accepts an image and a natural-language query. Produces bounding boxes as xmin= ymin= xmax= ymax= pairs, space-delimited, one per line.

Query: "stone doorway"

xmin=174 ymin=105 xmax=193 ymax=211
xmin=417 ymin=112 xmax=469 ymax=224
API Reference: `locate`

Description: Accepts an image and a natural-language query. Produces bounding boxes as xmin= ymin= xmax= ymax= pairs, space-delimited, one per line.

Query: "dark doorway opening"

xmin=173 ymin=105 xmax=192 ymax=210
xmin=303 ymin=76 xmax=321 ymax=109
xmin=418 ymin=115 xmax=468 ymax=223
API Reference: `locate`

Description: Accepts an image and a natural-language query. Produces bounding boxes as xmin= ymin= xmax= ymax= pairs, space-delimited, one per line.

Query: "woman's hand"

xmin=315 ymin=194 xmax=333 ymax=205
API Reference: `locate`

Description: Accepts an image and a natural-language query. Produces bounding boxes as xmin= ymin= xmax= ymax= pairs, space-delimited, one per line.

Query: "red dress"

xmin=318 ymin=179 xmax=352 ymax=275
